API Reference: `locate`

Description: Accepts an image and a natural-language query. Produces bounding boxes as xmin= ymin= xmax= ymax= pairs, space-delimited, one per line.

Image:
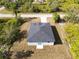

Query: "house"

xmin=27 ymin=23 xmax=55 ymax=49
xmin=9 ymin=0 xmax=46 ymax=4
xmin=9 ymin=0 xmax=16 ymax=2
xmin=33 ymin=0 xmax=47 ymax=3
xmin=0 ymin=6 xmax=5 ymax=11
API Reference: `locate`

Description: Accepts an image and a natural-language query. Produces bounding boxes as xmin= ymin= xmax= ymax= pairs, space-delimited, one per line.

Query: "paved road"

xmin=0 ymin=13 xmax=67 ymax=18
xmin=20 ymin=13 xmax=52 ymax=18
xmin=0 ymin=14 xmax=15 ymax=18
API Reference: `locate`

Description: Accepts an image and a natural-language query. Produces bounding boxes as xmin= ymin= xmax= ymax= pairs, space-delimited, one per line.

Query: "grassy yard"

xmin=65 ymin=23 xmax=79 ymax=59
xmin=0 ymin=9 xmax=13 ymax=14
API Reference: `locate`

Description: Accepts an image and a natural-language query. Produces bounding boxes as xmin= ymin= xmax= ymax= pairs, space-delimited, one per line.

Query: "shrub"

xmin=0 ymin=18 xmax=20 ymax=45
xmin=0 ymin=52 xmax=3 ymax=59
xmin=32 ymin=4 xmax=51 ymax=13
xmin=53 ymin=13 xmax=60 ymax=23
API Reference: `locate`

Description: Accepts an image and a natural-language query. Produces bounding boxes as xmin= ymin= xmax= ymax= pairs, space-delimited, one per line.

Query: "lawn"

xmin=65 ymin=23 xmax=79 ymax=59
xmin=0 ymin=9 xmax=13 ymax=14
xmin=0 ymin=51 xmax=3 ymax=59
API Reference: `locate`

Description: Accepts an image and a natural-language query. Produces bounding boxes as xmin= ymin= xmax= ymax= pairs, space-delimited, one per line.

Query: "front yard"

xmin=0 ymin=8 xmax=13 ymax=14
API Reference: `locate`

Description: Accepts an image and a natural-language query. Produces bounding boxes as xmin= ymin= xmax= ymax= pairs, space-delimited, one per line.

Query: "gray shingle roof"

xmin=27 ymin=23 xmax=55 ymax=42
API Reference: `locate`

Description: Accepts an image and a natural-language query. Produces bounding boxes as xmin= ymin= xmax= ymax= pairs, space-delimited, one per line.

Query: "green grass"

xmin=65 ymin=23 xmax=79 ymax=59
xmin=0 ymin=52 xmax=3 ymax=59
xmin=0 ymin=9 xmax=13 ymax=14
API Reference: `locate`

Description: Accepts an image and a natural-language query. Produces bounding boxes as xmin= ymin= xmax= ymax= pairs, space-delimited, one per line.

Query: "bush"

xmin=15 ymin=50 xmax=34 ymax=59
xmin=53 ymin=13 xmax=60 ymax=23
xmin=0 ymin=52 xmax=3 ymax=59
xmin=2 ymin=51 xmax=13 ymax=59
xmin=32 ymin=4 xmax=51 ymax=13
xmin=0 ymin=18 xmax=20 ymax=45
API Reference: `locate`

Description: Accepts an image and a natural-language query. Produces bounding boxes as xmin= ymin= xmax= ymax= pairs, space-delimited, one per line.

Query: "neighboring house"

xmin=33 ymin=0 xmax=47 ymax=3
xmin=9 ymin=0 xmax=17 ymax=2
xmin=0 ymin=6 xmax=5 ymax=11
xmin=9 ymin=0 xmax=46 ymax=3
xmin=27 ymin=23 xmax=55 ymax=49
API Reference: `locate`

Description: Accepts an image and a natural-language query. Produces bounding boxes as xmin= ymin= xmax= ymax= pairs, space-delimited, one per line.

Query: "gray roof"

xmin=27 ymin=23 xmax=55 ymax=42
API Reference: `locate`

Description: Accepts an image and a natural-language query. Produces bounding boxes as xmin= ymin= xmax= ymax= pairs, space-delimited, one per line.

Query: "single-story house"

xmin=33 ymin=0 xmax=47 ymax=3
xmin=9 ymin=0 xmax=16 ymax=2
xmin=27 ymin=23 xmax=55 ymax=49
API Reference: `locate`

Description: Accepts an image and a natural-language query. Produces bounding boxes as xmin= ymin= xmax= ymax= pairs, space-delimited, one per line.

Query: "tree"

xmin=3 ymin=0 xmax=33 ymax=14
xmin=15 ymin=50 xmax=34 ymax=59
xmin=0 ymin=52 xmax=3 ymax=59
xmin=53 ymin=13 xmax=60 ymax=23
xmin=64 ymin=5 xmax=79 ymax=23
xmin=19 ymin=0 xmax=33 ymax=13
xmin=0 ymin=0 xmax=5 ymax=5
xmin=46 ymin=0 xmax=63 ymax=12
xmin=0 ymin=18 xmax=21 ymax=51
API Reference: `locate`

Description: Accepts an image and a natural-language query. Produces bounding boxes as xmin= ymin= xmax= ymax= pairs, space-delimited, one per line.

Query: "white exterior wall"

xmin=28 ymin=42 xmax=38 ymax=46
xmin=40 ymin=17 xmax=48 ymax=23
xmin=42 ymin=42 xmax=54 ymax=45
xmin=27 ymin=42 xmax=54 ymax=46
xmin=27 ymin=42 xmax=54 ymax=49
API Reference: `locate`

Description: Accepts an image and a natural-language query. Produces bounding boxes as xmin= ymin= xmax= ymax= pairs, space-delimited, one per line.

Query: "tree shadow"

xmin=7 ymin=30 xmax=27 ymax=51
xmin=52 ymin=7 xmax=63 ymax=12
xmin=57 ymin=19 xmax=66 ymax=23
xmin=20 ymin=30 xmax=27 ymax=38
xmin=17 ymin=30 xmax=27 ymax=42
xmin=2 ymin=51 xmax=13 ymax=59
xmin=51 ymin=26 xmax=62 ymax=45
xmin=19 ymin=17 xmax=37 ymax=24
xmin=15 ymin=50 xmax=34 ymax=59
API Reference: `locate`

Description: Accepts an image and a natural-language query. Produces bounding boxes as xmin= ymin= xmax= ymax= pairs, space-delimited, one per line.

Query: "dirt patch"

xmin=10 ymin=40 xmax=72 ymax=59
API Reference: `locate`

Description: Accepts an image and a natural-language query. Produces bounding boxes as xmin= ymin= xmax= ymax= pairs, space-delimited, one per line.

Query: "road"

xmin=0 ymin=13 xmax=67 ymax=18
xmin=0 ymin=14 xmax=15 ymax=18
